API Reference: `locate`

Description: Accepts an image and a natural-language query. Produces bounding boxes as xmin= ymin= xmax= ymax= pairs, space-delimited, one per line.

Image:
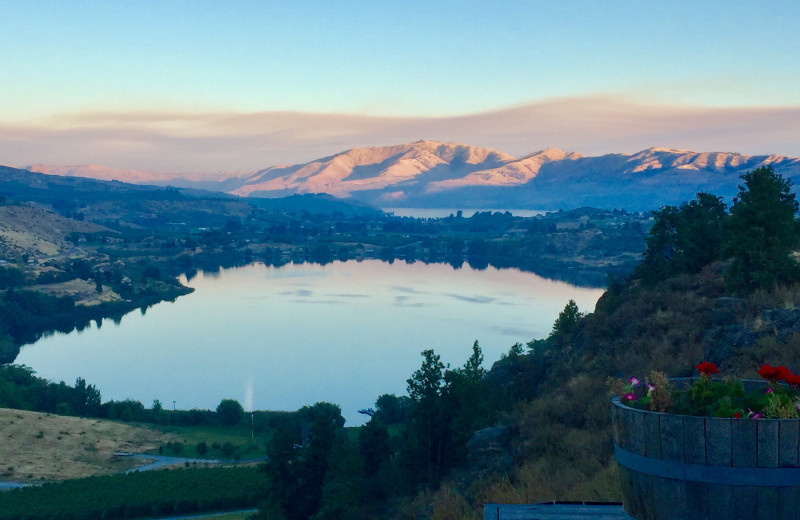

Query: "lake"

xmin=16 ymin=260 xmax=604 ymax=425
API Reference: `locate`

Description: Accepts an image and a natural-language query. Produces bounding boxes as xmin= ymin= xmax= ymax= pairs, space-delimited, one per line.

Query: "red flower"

xmin=757 ymin=364 xmax=795 ymax=381
xmin=696 ymin=361 xmax=719 ymax=377
xmin=776 ymin=366 xmax=793 ymax=381
xmin=785 ymin=374 xmax=800 ymax=388
xmin=758 ymin=364 xmax=783 ymax=381
xmin=734 ymin=412 xmax=742 ymax=418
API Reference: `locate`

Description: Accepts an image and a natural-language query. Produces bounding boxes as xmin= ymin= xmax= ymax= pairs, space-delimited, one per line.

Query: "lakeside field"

xmin=0 ymin=407 xmax=268 ymax=482
xmin=0 ymin=407 xmax=176 ymax=481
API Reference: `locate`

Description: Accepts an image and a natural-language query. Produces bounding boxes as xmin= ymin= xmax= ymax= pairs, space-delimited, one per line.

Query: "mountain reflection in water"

xmin=17 ymin=260 xmax=603 ymax=425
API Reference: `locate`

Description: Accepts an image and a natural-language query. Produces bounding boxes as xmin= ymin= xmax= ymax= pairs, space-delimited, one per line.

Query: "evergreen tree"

xmin=260 ymin=427 xmax=299 ymax=519
xmin=636 ymin=192 xmax=727 ymax=284
xmin=404 ymin=349 xmax=447 ymax=487
xmin=443 ymin=341 xmax=493 ymax=467
xmin=725 ymin=166 xmax=800 ymax=293
xmin=312 ymin=439 xmax=366 ymax=520
xmin=551 ymin=299 xmax=583 ymax=337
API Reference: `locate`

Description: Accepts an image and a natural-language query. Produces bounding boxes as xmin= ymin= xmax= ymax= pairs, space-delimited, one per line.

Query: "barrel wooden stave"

xmin=612 ymin=397 xmax=800 ymax=520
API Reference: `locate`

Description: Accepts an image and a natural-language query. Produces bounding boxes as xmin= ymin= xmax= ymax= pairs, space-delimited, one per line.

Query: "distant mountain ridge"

xmin=22 ymin=141 xmax=800 ymax=210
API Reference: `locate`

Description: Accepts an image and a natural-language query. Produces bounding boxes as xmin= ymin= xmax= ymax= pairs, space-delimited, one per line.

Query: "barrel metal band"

xmin=615 ymin=445 xmax=800 ymax=487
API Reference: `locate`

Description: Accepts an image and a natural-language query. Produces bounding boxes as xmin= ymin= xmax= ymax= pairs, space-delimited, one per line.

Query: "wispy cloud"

xmin=279 ymin=289 xmax=313 ymax=297
xmin=2 ymin=96 xmax=799 ymax=172
xmin=444 ymin=293 xmax=496 ymax=304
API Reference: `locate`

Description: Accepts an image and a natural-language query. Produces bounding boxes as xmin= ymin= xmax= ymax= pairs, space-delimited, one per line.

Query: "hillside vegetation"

xmin=438 ymin=166 xmax=800 ymax=513
xmin=241 ymin=166 xmax=800 ymax=520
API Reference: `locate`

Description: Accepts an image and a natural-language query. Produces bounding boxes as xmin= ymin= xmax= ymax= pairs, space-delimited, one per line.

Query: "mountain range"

xmin=24 ymin=140 xmax=800 ymax=211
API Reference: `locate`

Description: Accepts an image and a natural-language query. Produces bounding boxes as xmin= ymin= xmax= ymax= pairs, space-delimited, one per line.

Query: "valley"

xmin=0 ymin=164 xmax=651 ymax=365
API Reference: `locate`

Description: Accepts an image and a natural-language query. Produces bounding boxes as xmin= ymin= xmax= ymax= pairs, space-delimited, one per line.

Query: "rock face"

xmin=704 ymin=299 xmax=800 ymax=364
xmin=466 ymin=425 xmax=513 ymax=477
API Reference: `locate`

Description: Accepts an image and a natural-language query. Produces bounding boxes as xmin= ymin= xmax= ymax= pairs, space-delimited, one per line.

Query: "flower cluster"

xmin=757 ymin=363 xmax=800 ymax=387
xmin=614 ymin=371 xmax=673 ymax=412
xmin=617 ymin=362 xmax=800 ymax=419
xmin=696 ymin=361 xmax=719 ymax=377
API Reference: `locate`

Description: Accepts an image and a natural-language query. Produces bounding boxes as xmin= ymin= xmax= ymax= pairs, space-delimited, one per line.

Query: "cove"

xmin=16 ymin=260 xmax=604 ymax=425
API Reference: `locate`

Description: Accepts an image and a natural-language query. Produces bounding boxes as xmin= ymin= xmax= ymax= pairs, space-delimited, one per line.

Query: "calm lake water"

xmin=16 ymin=260 xmax=603 ymax=425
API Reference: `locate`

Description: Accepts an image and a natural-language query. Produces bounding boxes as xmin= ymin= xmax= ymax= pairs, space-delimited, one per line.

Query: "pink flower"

xmin=646 ymin=382 xmax=656 ymax=392
xmin=623 ymin=393 xmax=637 ymax=401
xmin=629 ymin=377 xmax=641 ymax=386
xmin=766 ymin=387 xmax=774 ymax=394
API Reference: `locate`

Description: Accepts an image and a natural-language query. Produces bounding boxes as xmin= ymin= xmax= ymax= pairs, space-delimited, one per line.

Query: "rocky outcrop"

xmin=704 ymin=298 xmax=800 ymax=364
xmin=465 ymin=425 xmax=513 ymax=477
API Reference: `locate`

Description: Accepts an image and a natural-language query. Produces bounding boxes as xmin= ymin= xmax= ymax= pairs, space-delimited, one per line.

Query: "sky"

xmin=1 ymin=1 xmax=799 ymax=172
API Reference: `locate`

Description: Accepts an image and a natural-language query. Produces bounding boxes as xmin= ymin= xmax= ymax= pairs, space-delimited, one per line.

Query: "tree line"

xmin=635 ymin=166 xmax=799 ymax=293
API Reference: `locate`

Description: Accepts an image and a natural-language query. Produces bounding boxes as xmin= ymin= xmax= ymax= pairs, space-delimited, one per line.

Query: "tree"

xmin=636 ymin=193 xmax=727 ymax=284
xmin=259 ymin=407 xmax=345 ymax=520
xmin=676 ymin=192 xmax=727 ymax=273
xmin=374 ymin=393 xmax=410 ymax=424
xmin=404 ymin=349 xmax=447 ymax=486
xmin=0 ymin=334 xmax=19 ymax=365
xmin=312 ymin=439 xmax=366 ymax=520
xmin=358 ymin=418 xmax=391 ymax=478
xmin=407 ymin=349 xmax=445 ymax=403
xmin=261 ymin=426 xmax=299 ymax=519
xmin=551 ymin=299 xmax=583 ymax=337
xmin=196 ymin=440 xmax=208 ymax=456
xmin=216 ymin=398 xmax=244 ymax=426
xmin=725 ymin=166 xmax=800 ymax=293
xmin=462 ymin=340 xmax=485 ymax=382
xmin=73 ymin=377 xmax=102 ymax=417
xmin=442 ymin=341 xmax=492 ymax=468
xmin=295 ymin=412 xmax=339 ymax=519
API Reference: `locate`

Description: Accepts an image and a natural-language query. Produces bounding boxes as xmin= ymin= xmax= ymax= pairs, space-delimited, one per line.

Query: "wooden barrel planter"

xmin=612 ymin=378 xmax=800 ymax=520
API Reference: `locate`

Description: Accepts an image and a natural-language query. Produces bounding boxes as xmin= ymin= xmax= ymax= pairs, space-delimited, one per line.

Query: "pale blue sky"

xmin=1 ymin=1 xmax=799 ymax=170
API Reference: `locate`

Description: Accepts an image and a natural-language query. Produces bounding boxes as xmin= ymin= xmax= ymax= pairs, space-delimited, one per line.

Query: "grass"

xmin=0 ymin=407 xmax=179 ymax=481
xmin=149 ymin=423 xmax=267 ymax=460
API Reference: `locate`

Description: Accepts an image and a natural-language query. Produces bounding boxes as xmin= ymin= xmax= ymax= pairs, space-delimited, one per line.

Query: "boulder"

xmin=703 ymin=324 xmax=756 ymax=363
xmin=466 ymin=425 xmax=513 ymax=477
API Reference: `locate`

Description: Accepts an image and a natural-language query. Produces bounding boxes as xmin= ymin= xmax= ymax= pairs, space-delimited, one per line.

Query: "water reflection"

xmin=17 ymin=260 xmax=603 ymax=425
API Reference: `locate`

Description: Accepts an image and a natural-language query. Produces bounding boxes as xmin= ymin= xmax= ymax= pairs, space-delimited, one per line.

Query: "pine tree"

xmin=725 ymin=166 xmax=800 ymax=293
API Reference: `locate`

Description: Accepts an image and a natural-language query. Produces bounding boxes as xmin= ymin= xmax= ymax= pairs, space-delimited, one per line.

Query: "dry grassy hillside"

xmin=0 ymin=205 xmax=107 ymax=263
xmin=0 ymin=408 xmax=177 ymax=482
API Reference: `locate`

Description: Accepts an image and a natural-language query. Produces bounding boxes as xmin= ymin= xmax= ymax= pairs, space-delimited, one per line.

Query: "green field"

xmin=0 ymin=466 xmax=267 ymax=520
xmin=149 ymin=422 xmax=268 ymax=460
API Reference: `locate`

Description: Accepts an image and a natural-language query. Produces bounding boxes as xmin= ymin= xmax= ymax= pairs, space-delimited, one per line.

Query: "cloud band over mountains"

xmin=2 ymin=95 xmax=799 ymax=173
